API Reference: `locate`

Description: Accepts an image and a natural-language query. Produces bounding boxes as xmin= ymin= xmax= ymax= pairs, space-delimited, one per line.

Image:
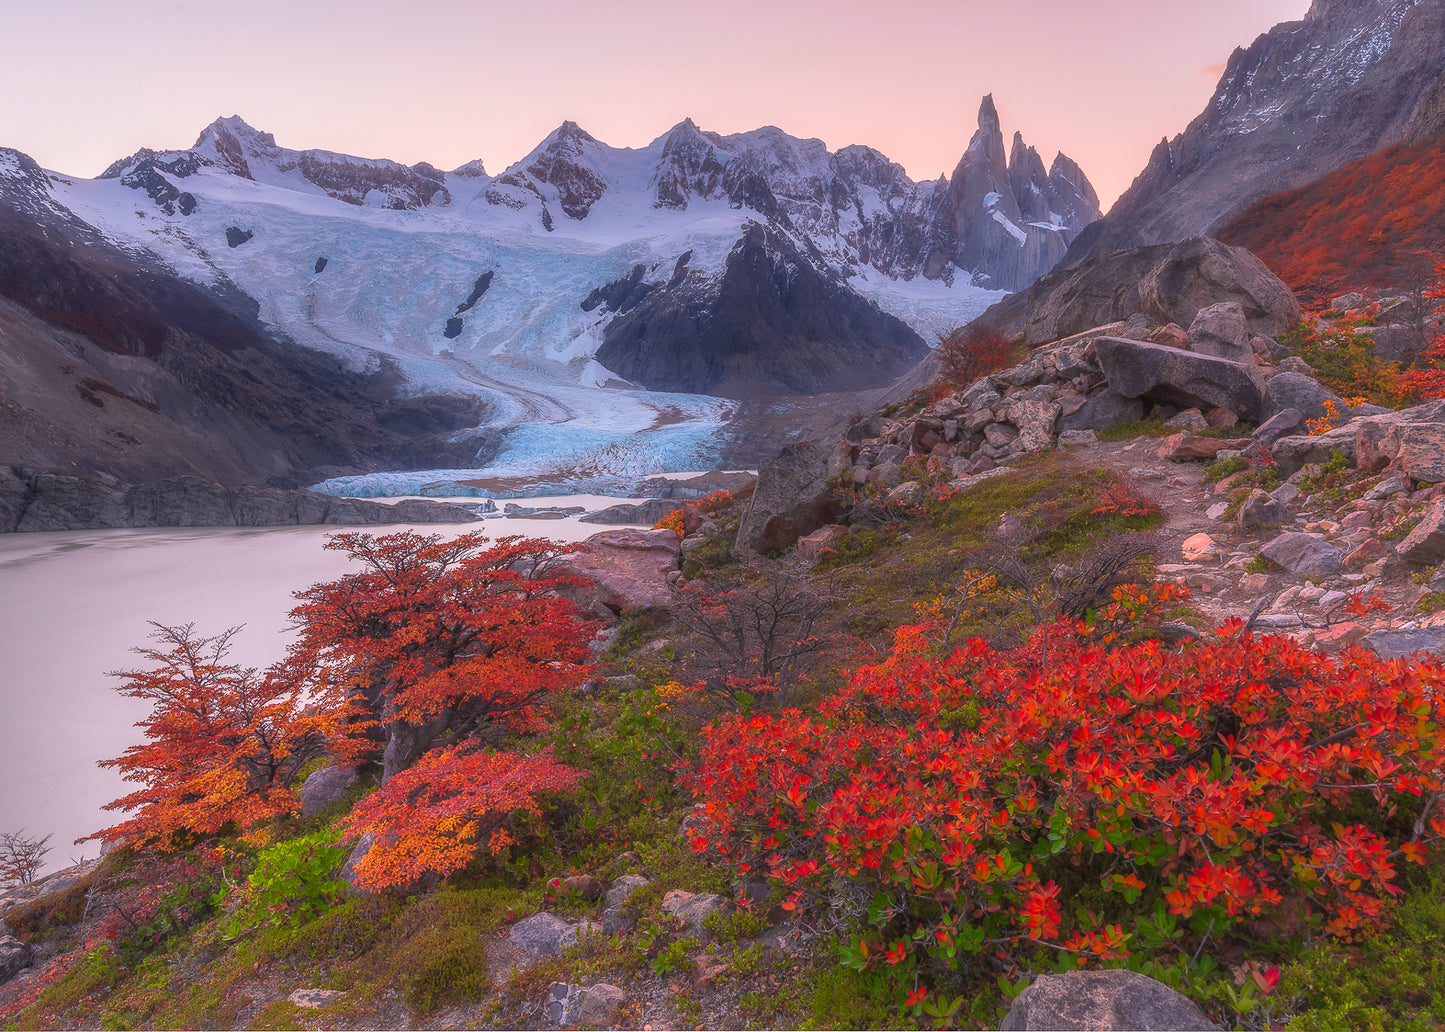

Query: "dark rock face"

xmin=0 ymin=935 xmax=32 ymax=985
xmin=0 ymin=466 xmax=480 ymax=533
xmin=579 ymin=498 xmax=679 ymax=525
xmin=453 ymin=269 xmax=493 ymax=314
xmin=998 ymin=969 xmax=1217 ymax=1031
xmin=443 ymin=317 xmax=462 ymax=339
xmin=595 ymin=223 xmax=926 ymax=397
xmin=314 ymin=256 xmax=328 ymax=273
xmin=298 ymin=765 xmax=359 ymax=817
xmin=103 ymin=116 xmax=456 ymax=210
xmin=735 ymin=443 xmax=840 ymax=553
xmin=492 ymin=121 xmax=608 ymax=220
xmin=580 ymin=264 xmax=655 ymax=315
xmin=225 ymin=226 xmax=253 ymax=248
xmin=1064 ymin=0 xmax=1445 ymax=265
xmin=979 ymin=237 xmax=1300 ymax=347
xmin=0 ymin=202 xmax=498 ymax=504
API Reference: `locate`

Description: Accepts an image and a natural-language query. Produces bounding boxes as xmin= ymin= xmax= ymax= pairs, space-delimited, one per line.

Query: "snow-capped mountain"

xmin=1 ymin=103 xmax=1099 ymax=492
xmin=1065 ymin=0 xmax=1445 ymax=264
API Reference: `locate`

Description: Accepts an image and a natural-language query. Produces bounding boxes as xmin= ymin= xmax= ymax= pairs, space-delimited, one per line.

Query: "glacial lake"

xmin=0 ymin=499 xmax=644 ymax=877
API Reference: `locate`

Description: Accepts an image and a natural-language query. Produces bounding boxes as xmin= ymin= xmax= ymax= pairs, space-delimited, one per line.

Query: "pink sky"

xmin=2 ymin=0 xmax=1311 ymax=209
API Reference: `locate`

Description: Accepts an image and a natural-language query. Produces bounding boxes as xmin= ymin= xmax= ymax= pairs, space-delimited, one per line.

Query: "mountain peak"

xmin=978 ymin=94 xmax=1001 ymax=133
xmin=195 ymin=115 xmax=274 ymax=149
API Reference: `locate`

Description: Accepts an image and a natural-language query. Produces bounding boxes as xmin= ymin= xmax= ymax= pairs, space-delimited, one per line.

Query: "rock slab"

xmin=998 ymin=969 xmax=1217 ymax=1031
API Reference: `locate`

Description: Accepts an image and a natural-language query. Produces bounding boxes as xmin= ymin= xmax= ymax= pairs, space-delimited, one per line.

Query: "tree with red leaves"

xmin=934 ymin=324 xmax=1016 ymax=389
xmin=284 ymin=531 xmax=596 ymax=784
xmin=89 ymin=623 xmax=368 ymax=851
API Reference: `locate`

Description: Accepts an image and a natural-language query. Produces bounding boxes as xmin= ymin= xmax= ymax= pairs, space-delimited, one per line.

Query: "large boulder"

xmin=1359 ymin=422 xmax=1445 ymax=484
xmin=578 ymin=498 xmax=679 ymax=526
xmin=977 ymin=237 xmax=1299 ymax=347
xmin=1187 ymin=301 xmax=1253 ymax=362
xmin=299 ymin=765 xmax=359 ymax=817
xmin=1397 ymin=499 xmax=1445 ymax=566
xmin=1260 ymin=532 xmax=1344 ymax=576
xmin=1263 ymin=372 xmax=1348 ymax=422
xmin=0 ymin=935 xmax=32 ymax=984
xmin=735 ymin=443 xmax=841 ymax=553
xmin=1364 ymin=627 xmax=1445 ymax=660
xmin=1057 ymin=389 xmax=1144 ymax=433
xmin=998 ymin=969 xmax=1217 ymax=1030
xmin=556 ymin=529 xmax=681 ymax=614
xmin=1094 ymin=337 xmax=1267 ymax=421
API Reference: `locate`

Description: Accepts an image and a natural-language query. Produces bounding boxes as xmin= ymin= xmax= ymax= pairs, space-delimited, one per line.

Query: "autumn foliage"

xmin=686 ymin=605 xmax=1445 ymax=977
xmin=89 ymin=624 xmax=365 ymax=851
xmin=1219 ymin=137 xmax=1445 ymax=303
xmin=934 ymin=324 xmax=1016 ymax=390
xmin=93 ymin=532 xmax=596 ymax=890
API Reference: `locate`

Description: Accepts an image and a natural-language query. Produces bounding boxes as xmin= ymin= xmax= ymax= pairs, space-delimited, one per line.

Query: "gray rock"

xmin=1253 ymin=408 xmax=1306 ymax=446
xmin=1167 ymin=408 xmax=1208 ymax=432
xmin=298 ymin=765 xmax=359 ymax=818
xmin=1053 ymin=349 xmax=1097 ymax=379
xmin=1008 ymin=399 xmax=1061 ymax=452
xmin=735 ymin=443 xmax=841 ymax=553
xmin=0 ymin=935 xmax=32 ymax=984
xmin=1058 ymin=430 xmax=1098 ymax=446
xmin=1188 ymin=301 xmax=1254 ymax=362
xmin=961 ymin=378 xmax=1004 ymax=411
xmin=558 ymin=918 xmax=600 ymax=951
xmin=1277 ymin=356 xmax=1315 ymax=376
xmin=1009 ymin=384 xmax=1058 ymax=405
xmin=1363 ymin=628 xmax=1445 ymax=660
xmin=845 ymin=417 xmax=883 ymax=443
xmin=1271 ymin=425 xmax=1358 ymax=477
xmin=1365 ymin=475 xmax=1410 ymax=500
xmin=1260 ymin=533 xmax=1344 ymax=576
xmin=547 ymin=983 xmax=585 ymax=1026
xmin=556 ymin=529 xmax=681 ymax=614
xmin=511 ymin=912 xmax=573 ymax=957
xmin=660 ymin=889 xmax=731 ymax=938
xmin=1057 ymin=388 xmax=1144 ymax=433
xmin=1270 ymin=482 xmax=1301 ymax=505
xmin=985 ymin=423 xmax=1020 ymax=448
xmin=1237 ymin=489 xmax=1290 ymax=531
xmin=870 ymin=462 xmax=903 ymax=489
xmin=578 ymin=983 xmax=626 ymax=1027
xmin=604 ymin=874 xmax=650 ymax=909
xmin=1094 ymin=337 xmax=1266 ymax=421
xmin=980 ymin=236 xmax=1300 ymax=347
xmin=876 ymin=443 xmax=909 ymax=467
xmin=998 ymin=969 xmax=1217 ymax=1030
xmin=580 ymin=498 xmax=681 ymax=526
xmin=1263 ymin=372 xmax=1348 ymax=422
xmin=1397 ymin=499 xmax=1445 ymax=566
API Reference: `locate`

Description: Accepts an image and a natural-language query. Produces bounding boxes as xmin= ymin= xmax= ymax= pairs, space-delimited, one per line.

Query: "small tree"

xmin=0 ymin=830 xmax=51 ymax=885
xmin=285 ymin=531 xmax=596 ymax=784
xmin=673 ymin=555 xmax=845 ymax=707
xmin=88 ymin=624 xmax=364 ymax=852
xmin=934 ymin=323 xmax=1015 ymax=389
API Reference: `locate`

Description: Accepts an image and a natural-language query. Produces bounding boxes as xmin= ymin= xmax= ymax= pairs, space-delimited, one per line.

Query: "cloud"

xmin=1198 ymin=62 xmax=1228 ymax=82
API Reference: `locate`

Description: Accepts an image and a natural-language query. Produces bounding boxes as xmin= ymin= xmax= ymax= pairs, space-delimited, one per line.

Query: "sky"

xmin=0 ymin=0 xmax=1312 ymax=210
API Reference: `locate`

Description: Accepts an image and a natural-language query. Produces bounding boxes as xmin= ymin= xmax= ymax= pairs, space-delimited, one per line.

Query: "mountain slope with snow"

xmin=2 ymin=105 xmax=1100 ymax=492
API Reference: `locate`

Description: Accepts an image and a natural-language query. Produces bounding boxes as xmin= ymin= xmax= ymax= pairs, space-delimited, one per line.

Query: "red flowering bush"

xmin=686 ymin=613 xmax=1445 ymax=981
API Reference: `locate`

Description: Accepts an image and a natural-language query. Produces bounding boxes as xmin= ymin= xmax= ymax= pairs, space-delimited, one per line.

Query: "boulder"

xmin=1260 ymin=533 xmax=1344 ymax=576
xmin=1263 ymin=372 xmax=1348 ymax=421
xmin=1360 ymin=423 xmax=1445 ymax=484
xmin=797 ymin=524 xmax=849 ymax=562
xmin=1158 ymin=434 xmax=1251 ymax=462
xmin=1363 ymin=628 xmax=1445 ymax=660
xmin=1397 ymin=499 xmax=1445 ymax=565
xmin=1187 ymin=301 xmax=1253 ymax=362
xmin=579 ymin=498 xmax=679 ymax=526
xmin=579 ymin=983 xmax=626 ymax=1027
xmin=289 ymin=989 xmax=344 ymax=1009
xmin=1237 ymin=489 xmax=1290 ymax=531
xmin=298 ymin=765 xmax=359 ymax=817
xmin=736 ymin=443 xmax=841 ymax=553
xmin=557 ymin=529 xmax=681 ymax=613
xmin=1094 ymin=337 xmax=1266 ymax=421
xmin=998 ymin=969 xmax=1217 ymax=1031
xmin=979 ymin=236 xmax=1300 ymax=347
xmin=1271 ymin=424 xmax=1358 ymax=477
xmin=0 ymin=935 xmax=32 ymax=984
xmin=1253 ymin=408 xmax=1306 ymax=446
xmin=1056 ymin=389 xmax=1144 ymax=433
xmin=1181 ymin=533 xmax=1220 ymax=561
xmin=510 ymin=912 xmax=574 ymax=957
xmin=1009 ymin=399 xmax=1062 ymax=452
xmin=660 ymin=889 xmax=731 ymax=939
xmin=604 ymin=874 xmax=649 ymax=909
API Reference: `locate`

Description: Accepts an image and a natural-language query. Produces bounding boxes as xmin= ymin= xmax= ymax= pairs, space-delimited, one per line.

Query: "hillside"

xmin=1218 ymin=136 xmax=1445 ymax=304
xmin=9 ymin=279 xmax=1445 ymax=1029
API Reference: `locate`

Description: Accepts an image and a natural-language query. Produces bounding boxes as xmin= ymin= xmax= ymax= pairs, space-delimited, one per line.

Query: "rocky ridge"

xmin=1065 ymin=0 xmax=1445 ymax=266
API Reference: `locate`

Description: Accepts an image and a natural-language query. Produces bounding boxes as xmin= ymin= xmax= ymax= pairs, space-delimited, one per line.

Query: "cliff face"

xmin=1064 ymin=0 xmax=1445 ymax=265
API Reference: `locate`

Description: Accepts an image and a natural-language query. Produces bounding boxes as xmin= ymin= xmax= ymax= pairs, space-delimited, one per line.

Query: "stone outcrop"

xmin=556 ymin=528 xmax=681 ymax=614
xmin=1093 ymin=337 xmax=1267 ymax=421
xmin=736 ymin=443 xmax=842 ymax=553
xmin=0 ymin=467 xmax=479 ymax=534
xmin=979 ymin=237 xmax=1300 ymax=348
xmin=1061 ymin=0 xmax=1445 ymax=263
xmin=998 ymin=969 xmax=1217 ymax=1031
xmin=298 ymin=765 xmax=360 ymax=818
xmin=578 ymin=498 xmax=679 ymax=526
